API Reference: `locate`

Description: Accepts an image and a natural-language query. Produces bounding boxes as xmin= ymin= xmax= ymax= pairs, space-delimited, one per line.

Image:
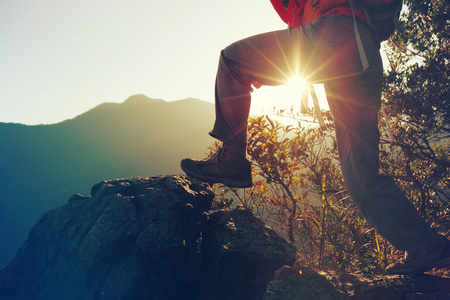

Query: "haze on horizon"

xmin=1 ymin=0 xmax=329 ymax=126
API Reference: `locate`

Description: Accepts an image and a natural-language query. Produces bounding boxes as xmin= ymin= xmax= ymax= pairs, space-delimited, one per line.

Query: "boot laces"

xmin=199 ymin=147 xmax=229 ymax=172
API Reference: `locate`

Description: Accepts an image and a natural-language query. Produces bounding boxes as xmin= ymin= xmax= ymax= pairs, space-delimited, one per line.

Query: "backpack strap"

xmin=310 ymin=84 xmax=327 ymax=131
xmin=349 ymin=0 xmax=370 ymax=70
xmin=300 ymin=85 xmax=309 ymax=114
xmin=300 ymin=84 xmax=327 ymax=131
xmin=381 ymin=105 xmax=395 ymax=144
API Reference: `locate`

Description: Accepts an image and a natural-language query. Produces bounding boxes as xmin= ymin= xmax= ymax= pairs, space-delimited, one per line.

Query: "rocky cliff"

xmin=0 ymin=176 xmax=295 ymax=300
xmin=1 ymin=175 xmax=449 ymax=300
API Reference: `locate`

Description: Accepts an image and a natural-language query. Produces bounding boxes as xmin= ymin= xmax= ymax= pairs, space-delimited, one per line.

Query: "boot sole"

xmin=181 ymin=164 xmax=252 ymax=188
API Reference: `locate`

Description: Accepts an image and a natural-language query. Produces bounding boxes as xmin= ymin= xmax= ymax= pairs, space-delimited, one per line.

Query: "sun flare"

xmin=250 ymin=74 xmax=329 ymax=126
xmin=288 ymin=75 xmax=307 ymax=93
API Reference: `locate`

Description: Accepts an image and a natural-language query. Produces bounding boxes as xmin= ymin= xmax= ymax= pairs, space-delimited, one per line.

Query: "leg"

xmin=208 ymin=26 xmax=320 ymax=153
xmin=182 ymin=28 xmax=310 ymax=187
xmin=208 ymin=15 xmax=384 ymax=153
xmin=183 ymin=15 xmax=386 ymax=187
xmin=324 ymin=37 xmax=443 ymax=260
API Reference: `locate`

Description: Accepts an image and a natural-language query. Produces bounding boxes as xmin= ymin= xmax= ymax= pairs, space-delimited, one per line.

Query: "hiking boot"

xmin=180 ymin=145 xmax=252 ymax=188
xmin=386 ymin=238 xmax=450 ymax=275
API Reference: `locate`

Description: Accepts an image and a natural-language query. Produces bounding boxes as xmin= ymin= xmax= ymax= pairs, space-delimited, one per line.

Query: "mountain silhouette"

xmin=0 ymin=94 xmax=215 ymax=267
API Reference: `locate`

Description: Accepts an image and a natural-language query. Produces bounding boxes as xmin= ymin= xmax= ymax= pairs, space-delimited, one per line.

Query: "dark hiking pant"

xmin=209 ymin=14 xmax=442 ymax=258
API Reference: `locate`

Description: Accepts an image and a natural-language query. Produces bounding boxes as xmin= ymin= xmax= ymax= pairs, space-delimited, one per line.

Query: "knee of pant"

xmin=349 ymin=191 xmax=372 ymax=218
xmin=348 ymin=175 xmax=406 ymax=221
xmin=218 ymin=50 xmax=229 ymax=67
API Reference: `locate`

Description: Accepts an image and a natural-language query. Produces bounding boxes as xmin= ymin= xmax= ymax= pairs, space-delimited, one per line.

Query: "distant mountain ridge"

xmin=0 ymin=95 xmax=215 ymax=267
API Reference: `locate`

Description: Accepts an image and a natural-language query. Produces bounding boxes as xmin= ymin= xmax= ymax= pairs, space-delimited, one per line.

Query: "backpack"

xmin=358 ymin=0 xmax=404 ymax=41
xmin=280 ymin=0 xmax=404 ymax=41
xmin=348 ymin=0 xmax=403 ymax=70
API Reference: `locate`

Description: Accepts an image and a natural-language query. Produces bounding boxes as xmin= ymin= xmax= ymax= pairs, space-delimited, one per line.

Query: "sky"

xmin=0 ymin=0 xmax=346 ymax=125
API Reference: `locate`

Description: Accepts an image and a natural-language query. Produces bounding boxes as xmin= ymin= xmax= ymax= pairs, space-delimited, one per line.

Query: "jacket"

xmin=271 ymin=0 xmax=367 ymax=28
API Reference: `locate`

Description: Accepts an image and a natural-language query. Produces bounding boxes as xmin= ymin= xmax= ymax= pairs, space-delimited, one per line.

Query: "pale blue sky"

xmin=0 ymin=0 xmax=348 ymax=125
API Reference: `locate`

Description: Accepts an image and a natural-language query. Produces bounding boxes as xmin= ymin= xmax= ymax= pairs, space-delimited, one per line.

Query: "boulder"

xmin=264 ymin=266 xmax=347 ymax=300
xmin=0 ymin=175 xmax=296 ymax=300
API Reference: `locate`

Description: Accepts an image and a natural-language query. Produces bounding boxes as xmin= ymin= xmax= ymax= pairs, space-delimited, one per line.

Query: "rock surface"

xmin=0 ymin=175 xmax=295 ymax=300
xmin=1 ymin=175 xmax=449 ymax=300
xmin=325 ymin=270 xmax=450 ymax=300
xmin=264 ymin=265 xmax=450 ymax=300
xmin=264 ymin=266 xmax=347 ymax=300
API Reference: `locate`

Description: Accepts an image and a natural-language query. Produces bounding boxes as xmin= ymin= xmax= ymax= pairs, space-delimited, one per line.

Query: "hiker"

xmin=181 ymin=0 xmax=450 ymax=274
